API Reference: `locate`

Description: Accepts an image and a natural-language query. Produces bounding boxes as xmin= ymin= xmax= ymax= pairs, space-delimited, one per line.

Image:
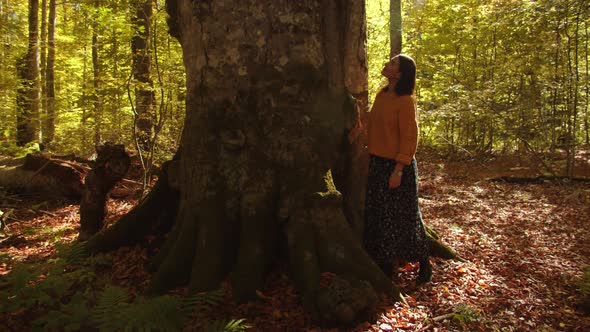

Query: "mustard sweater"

xmin=367 ymin=92 xmax=418 ymax=165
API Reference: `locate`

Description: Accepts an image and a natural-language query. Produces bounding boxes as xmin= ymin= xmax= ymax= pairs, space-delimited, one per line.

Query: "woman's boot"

xmin=417 ymin=258 xmax=432 ymax=284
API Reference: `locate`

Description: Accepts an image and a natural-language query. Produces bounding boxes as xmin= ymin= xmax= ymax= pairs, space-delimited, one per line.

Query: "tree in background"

xmin=91 ymin=0 xmax=102 ymax=145
xmin=131 ymin=0 xmax=154 ymax=154
xmin=44 ymin=0 xmax=56 ymax=145
xmin=400 ymin=0 xmax=589 ymax=177
xmin=390 ymin=0 xmax=401 ymax=57
xmin=16 ymin=0 xmax=40 ymax=146
xmin=0 ymin=0 xmax=185 ymax=159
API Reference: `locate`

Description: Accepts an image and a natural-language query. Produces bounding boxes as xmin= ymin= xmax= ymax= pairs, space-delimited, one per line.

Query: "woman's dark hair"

xmin=394 ymin=54 xmax=416 ymax=96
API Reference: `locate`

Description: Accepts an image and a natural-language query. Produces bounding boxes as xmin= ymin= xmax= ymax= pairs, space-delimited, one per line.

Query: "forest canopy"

xmin=0 ymin=0 xmax=588 ymax=177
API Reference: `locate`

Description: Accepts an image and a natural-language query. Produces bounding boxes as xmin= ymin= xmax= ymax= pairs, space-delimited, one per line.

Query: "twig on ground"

xmin=39 ymin=210 xmax=58 ymax=217
xmin=432 ymin=313 xmax=455 ymax=322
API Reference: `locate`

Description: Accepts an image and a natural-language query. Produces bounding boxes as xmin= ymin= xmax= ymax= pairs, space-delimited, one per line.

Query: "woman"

xmin=364 ymin=54 xmax=431 ymax=283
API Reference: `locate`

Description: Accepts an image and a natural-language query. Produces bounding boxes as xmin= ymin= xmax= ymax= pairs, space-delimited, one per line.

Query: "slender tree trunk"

xmin=111 ymin=26 xmax=123 ymax=139
xmin=92 ymin=0 xmax=101 ymax=145
xmin=564 ymin=5 xmax=575 ymax=178
xmin=568 ymin=6 xmax=580 ymax=179
xmin=40 ymin=0 xmax=46 ymax=143
xmin=132 ymin=0 xmax=154 ymax=152
xmin=585 ymin=18 xmax=589 ymax=145
xmin=390 ymin=0 xmax=401 ymax=57
xmin=81 ymin=45 xmax=88 ymax=147
xmin=0 ymin=1 xmax=4 ymax=56
xmin=45 ymin=0 xmax=56 ymax=145
xmin=16 ymin=0 xmax=41 ymax=146
xmin=551 ymin=19 xmax=561 ymax=153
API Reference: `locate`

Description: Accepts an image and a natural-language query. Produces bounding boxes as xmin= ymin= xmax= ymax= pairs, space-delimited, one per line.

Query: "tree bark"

xmin=92 ymin=0 xmax=102 ymax=145
xmin=45 ymin=0 xmax=56 ymax=145
xmin=390 ymin=0 xmax=402 ymax=57
xmin=40 ymin=0 xmax=47 ymax=144
xmin=16 ymin=0 xmax=41 ymax=146
xmin=585 ymin=19 xmax=589 ymax=145
xmin=132 ymin=0 xmax=155 ymax=152
xmin=86 ymin=0 xmax=457 ymax=325
xmin=79 ymin=143 xmax=130 ymax=241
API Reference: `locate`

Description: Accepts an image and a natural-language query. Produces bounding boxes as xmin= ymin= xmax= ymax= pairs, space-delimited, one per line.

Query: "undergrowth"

xmin=0 ymin=242 xmax=249 ymax=331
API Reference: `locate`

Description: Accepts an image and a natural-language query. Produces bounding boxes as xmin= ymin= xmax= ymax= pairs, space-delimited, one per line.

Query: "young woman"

xmin=363 ymin=54 xmax=432 ymax=283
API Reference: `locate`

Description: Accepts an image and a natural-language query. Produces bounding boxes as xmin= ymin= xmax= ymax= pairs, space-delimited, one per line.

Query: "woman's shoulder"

xmin=397 ymin=94 xmax=416 ymax=106
xmin=397 ymin=94 xmax=415 ymax=101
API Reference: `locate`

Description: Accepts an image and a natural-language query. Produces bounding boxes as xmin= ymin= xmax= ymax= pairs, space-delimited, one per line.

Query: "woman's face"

xmin=381 ymin=56 xmax=401 ymax=80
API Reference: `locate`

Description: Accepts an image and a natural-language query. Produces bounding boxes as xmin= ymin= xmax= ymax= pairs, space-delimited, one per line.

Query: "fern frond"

xmin=205 ymin=318 xmax=250 ymax=332
xmin=6 ymin=263 xmax=37 ymax=290
xmin=122 ymin=295 xmax=184 ymax=332
xmin=222 ymin=319 xmax=250 ymax=331
xmin=91 ymin=285 xmax=131 ymax=331
xmin=55 ymin=241 xmax=88 ymax=265
xmin=181 ymin=288 xmax=225 ymax=315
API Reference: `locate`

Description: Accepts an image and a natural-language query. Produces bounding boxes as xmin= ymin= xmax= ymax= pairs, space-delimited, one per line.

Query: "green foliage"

xmin=578 ymin=266 xmax=590 ymax=297
xmin=204 ymin=319 xmax=251 ymax=332
xmin=0 ymin=142 xmax=41 ymax=157
xmin=366 ymin=0 xmax=390 ymax=102
xmin=0 ymin=243 xmax=246 ymax=331
xmin=0 ymin=0 xmax=185 ymax=161
xmin=54 ymin=241 xmax=89 ymax=265
xmin=84 ymin=286 xmax=237 ymax=332
xmin=452 ymin=303 xmax=483 ymax=324
xmin=0 ymin=241 xmax=96 ymax=315
xmin=364 ymin=0 xmax=590 ymax=161
xmin=404 ymin=0 xmax=590 ymax=157
xmin=32 ymin=293 xmax=91 ymax=332
xmin=182 ymin=288 xmax=225 ymax=317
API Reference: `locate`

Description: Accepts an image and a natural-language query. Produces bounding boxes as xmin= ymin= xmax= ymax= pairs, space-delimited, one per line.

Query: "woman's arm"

xmin=395 ymin=96 xmax=418 ymax=166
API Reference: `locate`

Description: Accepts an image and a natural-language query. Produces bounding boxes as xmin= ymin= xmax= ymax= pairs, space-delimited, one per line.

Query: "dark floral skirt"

xmin=363 ymin=155 xmax=428 ymax=265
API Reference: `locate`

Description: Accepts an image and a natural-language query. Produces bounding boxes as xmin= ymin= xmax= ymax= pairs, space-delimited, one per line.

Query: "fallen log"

xmin=0 ymin=152 xmax=140 ymax=199
xmin=489 ymin=176 xmax=590 ymax=184
xmin=0 ymin=153 xmax=85 ymax=198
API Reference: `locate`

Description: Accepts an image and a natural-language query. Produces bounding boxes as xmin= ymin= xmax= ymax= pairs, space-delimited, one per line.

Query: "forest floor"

xmin=0 ymin=151 xmax=589 ymax=331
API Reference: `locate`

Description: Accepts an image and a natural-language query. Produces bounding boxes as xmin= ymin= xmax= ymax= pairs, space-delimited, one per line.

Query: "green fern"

xmin=578 ymin=266 xmax=590 ymax=296
xmin=123 ymin=295 xmax=184 ymax=332
xmin=4 ymin=263 xmax=37 ymax=290
xmin=452 ymin=303 xmax=482 ymax=323
xmin=181 ymin=288 xmax=225 ymax=316
xmin=91 ymin=286 xmax=188 ymax=332
xmin=32 ymin=292 xmax=91 ymax=332
xmin=55 ymin=241 xmax=88 ymax=265
xmin=204 ymin=319 xmax=250 ymax=332
xmin=91 ymin=285 xmax=131 ymax=331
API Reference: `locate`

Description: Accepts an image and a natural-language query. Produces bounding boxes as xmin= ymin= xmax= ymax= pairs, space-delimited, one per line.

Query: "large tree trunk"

xmin=16 ymin=0 xmax=41 ymax=146
xmin=86 ymin=0 xmax=457 ymax=325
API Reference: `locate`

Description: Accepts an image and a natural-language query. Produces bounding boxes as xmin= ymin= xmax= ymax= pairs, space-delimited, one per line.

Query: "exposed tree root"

xmin=85 ymin=161 xmax=178 ymax=253
xmin=83 ymin=158 xmax=462 ymax=325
